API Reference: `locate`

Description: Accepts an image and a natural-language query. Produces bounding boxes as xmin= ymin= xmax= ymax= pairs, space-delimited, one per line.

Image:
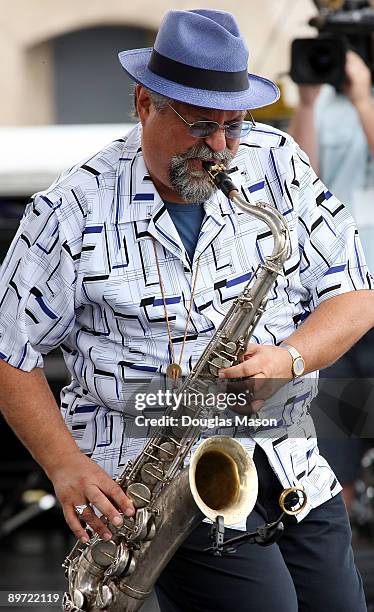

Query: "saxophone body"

xmin=62 ymin=163 xmax=292 ymax=612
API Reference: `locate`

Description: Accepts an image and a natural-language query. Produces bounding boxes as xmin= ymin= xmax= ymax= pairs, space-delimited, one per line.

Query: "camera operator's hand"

xmin=343 ymin=49 xmax=374 ymax=156
xmin=297 ymin=84 xmax=322 ymax=108
xmin=343 ymin=50 xmax=372 ymax=109
xmin=288 ymin=85 xmax=322 ymax=172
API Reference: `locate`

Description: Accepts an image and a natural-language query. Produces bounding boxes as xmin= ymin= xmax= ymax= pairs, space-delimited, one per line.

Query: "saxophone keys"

xmin=126 ymin=482 xmax=152 ymax=508
xmin=120 ymin=515 xmax=135 ymax=535
xmin=91 ymin=539 xmax=117 ymax=567
xmin=61 ymin=592 xmax=77 ymax=612
xmin=145 ymin=518 xmax=156 ymax=540
xmin=141 ymin=462 xmax=164 ymax=485
xmin=209 ymin=356 xmax=232 ymax=376
xmin=128 ymin=507 xmax=151 ymax=542
xmin=96 ymin=585 xmax=113 ymax=610
xmin=104 ymin=542 xmax=134 ymax=578
xmin=154 ymin=441 xmax=176 ymax=460
xmin=222 ymin=341 xmax=237 ymax=354
xmin=72 ymin=589 xmax=85 ymax=611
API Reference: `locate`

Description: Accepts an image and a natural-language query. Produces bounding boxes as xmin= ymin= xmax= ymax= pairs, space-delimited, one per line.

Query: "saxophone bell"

xmin=189 ymin=436 xmax=258 ymax=526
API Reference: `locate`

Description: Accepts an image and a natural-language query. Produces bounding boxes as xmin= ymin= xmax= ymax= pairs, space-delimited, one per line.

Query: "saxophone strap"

xmin=152 ymin=238 xmax=201 ymax=382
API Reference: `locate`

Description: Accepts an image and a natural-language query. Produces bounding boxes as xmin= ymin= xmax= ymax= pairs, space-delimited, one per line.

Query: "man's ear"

xmin=136 ymin=85 xmax=152 ymax=125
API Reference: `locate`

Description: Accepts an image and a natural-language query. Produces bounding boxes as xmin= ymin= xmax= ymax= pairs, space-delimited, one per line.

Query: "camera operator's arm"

xmin=287 ymin=85 xmax=321 ymax=173
xmin=344 ymin=50 xmax=374 ymax=156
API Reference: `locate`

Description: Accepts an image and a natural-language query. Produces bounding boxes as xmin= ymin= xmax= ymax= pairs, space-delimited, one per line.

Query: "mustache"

xmin=168 ymin=143 xmax=233 ymax=202
xmin=175 ymin=143 xmax=233 ymax=164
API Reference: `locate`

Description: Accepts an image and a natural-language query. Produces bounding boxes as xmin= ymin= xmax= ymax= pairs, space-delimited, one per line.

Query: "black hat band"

xmin=148 ymin=50 xmax=249 ymax=93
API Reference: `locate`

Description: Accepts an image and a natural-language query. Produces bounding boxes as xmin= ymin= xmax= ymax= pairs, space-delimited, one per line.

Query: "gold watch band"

xmin=280 ymin=343 xmax=305 ymax=378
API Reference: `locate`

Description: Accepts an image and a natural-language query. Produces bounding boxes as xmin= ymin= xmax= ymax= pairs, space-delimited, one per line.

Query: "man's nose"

xmin=204 ymin=127 xmax=228 ymax=152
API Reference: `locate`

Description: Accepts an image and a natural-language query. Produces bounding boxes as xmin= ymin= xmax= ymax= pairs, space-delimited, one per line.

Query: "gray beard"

xmin=168 ymin=143 xmax=234 ymax=203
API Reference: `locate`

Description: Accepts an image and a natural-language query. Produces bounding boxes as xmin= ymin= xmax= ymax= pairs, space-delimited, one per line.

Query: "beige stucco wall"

xmin=0 ymin=0 xmax=316 ymax=125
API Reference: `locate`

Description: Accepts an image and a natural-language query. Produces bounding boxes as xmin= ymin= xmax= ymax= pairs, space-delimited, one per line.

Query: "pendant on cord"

xmin=166 ymin=363 xmax=182 ymax=381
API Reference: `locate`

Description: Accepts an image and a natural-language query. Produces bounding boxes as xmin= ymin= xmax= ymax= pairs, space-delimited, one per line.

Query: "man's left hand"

xmin=218 ymin=343 xmax=293 ymax=413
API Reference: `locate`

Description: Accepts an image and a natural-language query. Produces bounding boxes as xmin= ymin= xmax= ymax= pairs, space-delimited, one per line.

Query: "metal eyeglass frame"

xmin=167 ymin=103 xmax=256 ymax=139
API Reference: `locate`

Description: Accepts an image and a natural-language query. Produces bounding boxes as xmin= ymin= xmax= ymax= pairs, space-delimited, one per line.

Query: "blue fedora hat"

xmin=118 ymin=9 xmax=279 ymax=111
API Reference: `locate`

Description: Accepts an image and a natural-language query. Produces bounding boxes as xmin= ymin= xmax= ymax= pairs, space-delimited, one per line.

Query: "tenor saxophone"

xmin=62 ymin=162 xmax=292 ymax=612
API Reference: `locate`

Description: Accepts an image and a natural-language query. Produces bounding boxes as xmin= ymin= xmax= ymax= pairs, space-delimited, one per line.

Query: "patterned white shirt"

xmin=0 ymin=123 xmax=372 ymax=525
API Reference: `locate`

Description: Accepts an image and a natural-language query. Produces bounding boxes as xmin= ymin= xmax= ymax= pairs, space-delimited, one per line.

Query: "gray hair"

xmin=147 ymin=89 xmax=172 ymax=111
xmin=132 ymin=86 xmax=172 ymax=117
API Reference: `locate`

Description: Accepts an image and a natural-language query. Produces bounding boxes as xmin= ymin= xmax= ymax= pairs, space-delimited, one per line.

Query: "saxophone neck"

xmin=234 ymin=193 xmax=291 ymax=269
xmin=203 ymin=161 xmax=291 ymax=269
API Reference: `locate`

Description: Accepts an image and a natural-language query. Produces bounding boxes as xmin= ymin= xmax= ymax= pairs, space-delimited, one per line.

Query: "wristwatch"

xmin=281 ymin=343 xmax=305 ymax=378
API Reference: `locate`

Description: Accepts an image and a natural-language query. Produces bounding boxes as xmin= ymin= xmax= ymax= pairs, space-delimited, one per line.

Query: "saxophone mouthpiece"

xmin=202 ymin=161 xmax=238 ymax=198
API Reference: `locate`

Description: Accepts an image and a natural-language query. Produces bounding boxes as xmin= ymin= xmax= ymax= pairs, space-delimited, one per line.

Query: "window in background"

xmin=53 ymin=25 xmax=155 ymax=124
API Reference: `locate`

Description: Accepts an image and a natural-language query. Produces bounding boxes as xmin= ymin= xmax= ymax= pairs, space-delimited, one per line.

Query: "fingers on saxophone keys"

xmin=218 ymin=364 xmax=244 ymax=378
xmin=64 ymin=504 xmax=94 ymax=544
xmin=69 ymin=502 xmax=113 ymax=543
xmin=85 ymin=486 xmax=135 ymax=532
xmin=88 ymin=480 xmax=135 ymax=527
xmin=101 ymin=481 xmax=135 ymax=519
xmin=80 ymin=507 xmax=114 ymax=542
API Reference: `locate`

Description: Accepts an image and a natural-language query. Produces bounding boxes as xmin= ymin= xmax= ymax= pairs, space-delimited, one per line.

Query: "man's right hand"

xmin=0 ymin=362 xmax=136 ymax=544
xmin=48 ymin=451 xmax=135 ymax=543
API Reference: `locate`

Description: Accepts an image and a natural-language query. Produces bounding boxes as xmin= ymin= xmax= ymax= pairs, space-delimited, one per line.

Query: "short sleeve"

xmin=0 ymin=194 xmax=79 ymax=371
xmin=294 ymin=146 xmax=374 ymax=308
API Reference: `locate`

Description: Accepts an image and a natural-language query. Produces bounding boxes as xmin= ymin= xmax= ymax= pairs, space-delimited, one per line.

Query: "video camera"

xmin=290 ymin=0 xmax=374 ymax=88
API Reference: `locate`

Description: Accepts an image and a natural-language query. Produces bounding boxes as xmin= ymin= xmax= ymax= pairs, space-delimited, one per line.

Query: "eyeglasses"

xmin=167 ymin=103 xmax=256 ymax=140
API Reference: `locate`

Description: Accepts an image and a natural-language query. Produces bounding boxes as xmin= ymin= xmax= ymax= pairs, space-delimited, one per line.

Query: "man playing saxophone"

xmin=0 ymin=8 xmax=373 ymax=612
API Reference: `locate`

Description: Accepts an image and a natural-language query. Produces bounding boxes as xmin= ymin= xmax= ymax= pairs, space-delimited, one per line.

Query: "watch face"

xmin=293 ymin=357 xmax=305 ymax=377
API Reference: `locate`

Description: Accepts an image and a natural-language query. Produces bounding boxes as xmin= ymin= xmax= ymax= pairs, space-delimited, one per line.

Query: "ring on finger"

xmin=74 ymin=503 xmax=91 ymax=516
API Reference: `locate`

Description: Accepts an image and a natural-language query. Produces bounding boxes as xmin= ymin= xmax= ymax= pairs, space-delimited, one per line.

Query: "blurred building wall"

xmin=0 ymin=0 xmax=317 ymax=126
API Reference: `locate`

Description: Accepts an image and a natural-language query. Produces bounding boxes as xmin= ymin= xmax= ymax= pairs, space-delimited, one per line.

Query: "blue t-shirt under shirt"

xmin=164 ymin=201 xmax=205 ymax=261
